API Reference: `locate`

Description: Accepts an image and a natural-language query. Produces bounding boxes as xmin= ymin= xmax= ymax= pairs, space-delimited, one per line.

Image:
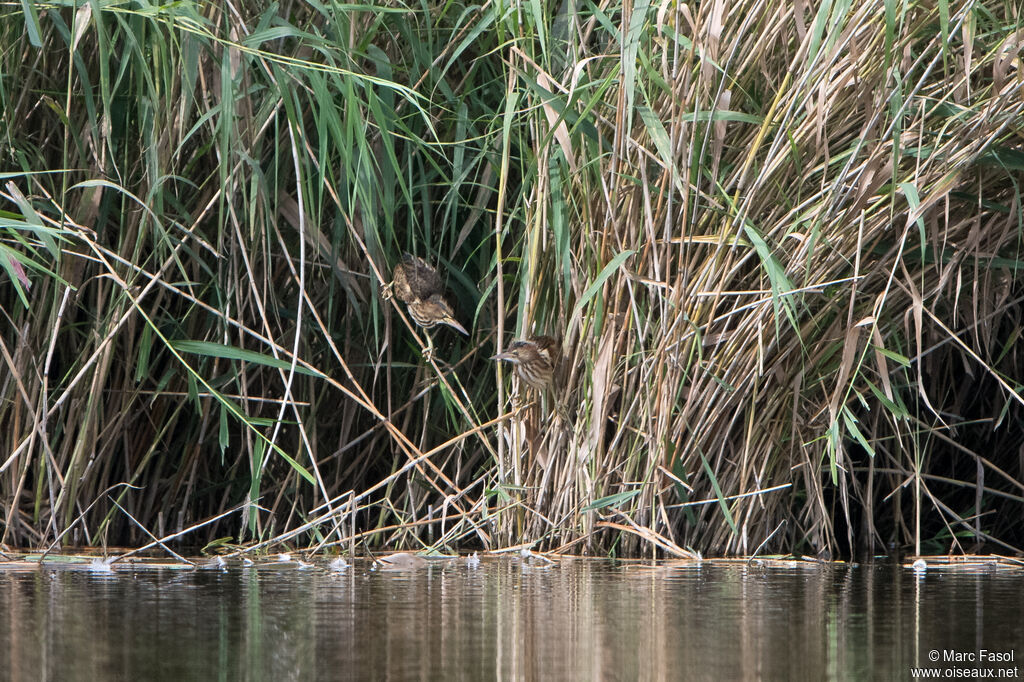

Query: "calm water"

xmin=1 ymin=555 xmax=1021 ymax=680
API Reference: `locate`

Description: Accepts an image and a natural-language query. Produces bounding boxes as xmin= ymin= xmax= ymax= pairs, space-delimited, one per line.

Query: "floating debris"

xmin=912 ymin=559 xmax=927 ymax=574
xmin=465 ymin=553 xmax=480 ymax=569
xmin=519 ymin=548 xmax=555 ymax=568
xmin=89 ymin=557 xmax=115 ymax=573
xmin=329 ymin=557 xmax=349 ymax=572
xmin=902 ymin=555 xmax=1024 ymax=572
xmin=276 ymin=553 xmax=291 ymax=563
xmin=376 ymin=552 xmax=428 ymax=570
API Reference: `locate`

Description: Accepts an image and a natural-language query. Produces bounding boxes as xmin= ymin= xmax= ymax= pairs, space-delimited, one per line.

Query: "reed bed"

xmin=0 ymin=0 xmax=1022 ymax=558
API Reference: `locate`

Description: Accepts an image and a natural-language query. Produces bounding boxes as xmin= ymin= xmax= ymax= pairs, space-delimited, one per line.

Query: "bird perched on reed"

xmin=385 ymin=254 xmax=467 ymax=356
xmin=493 ymin=335 xmax=567 ymax=462
xmin=492 ymin=335 xmax=559 ymax=392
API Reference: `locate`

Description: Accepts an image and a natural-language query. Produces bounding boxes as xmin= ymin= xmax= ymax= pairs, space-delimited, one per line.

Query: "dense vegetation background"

xmin=1 ymin=0 xmax=1022 ymax=558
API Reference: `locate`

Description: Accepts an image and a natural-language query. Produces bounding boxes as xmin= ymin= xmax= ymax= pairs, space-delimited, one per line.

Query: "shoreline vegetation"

xmin=1 ymin=1 xmax=1022 ymax=559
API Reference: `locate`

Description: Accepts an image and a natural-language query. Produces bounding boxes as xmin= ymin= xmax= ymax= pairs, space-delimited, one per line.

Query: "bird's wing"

xmin=404 ymin=253 xmax=444 ymax=297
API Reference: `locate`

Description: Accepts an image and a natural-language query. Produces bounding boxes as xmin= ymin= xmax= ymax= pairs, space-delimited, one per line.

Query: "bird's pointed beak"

xmin=444 ymin=318 xmax=469 ymax=336
xmin=491 ymin=351 xmax=515 ymax=362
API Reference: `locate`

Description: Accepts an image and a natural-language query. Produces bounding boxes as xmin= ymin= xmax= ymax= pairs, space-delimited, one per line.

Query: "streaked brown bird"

xmin=492 ymin=335 xmax=559 ymax=392
xmin=386 ymin=254 xmax=467 ymax=355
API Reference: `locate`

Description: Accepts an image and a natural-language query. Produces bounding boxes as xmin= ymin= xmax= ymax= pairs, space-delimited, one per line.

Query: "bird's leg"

xmin=553 ymin=398 xmax=570 ymax=423
xmin=380 ymin=281 xmax=395 ymax=301
xmin=422 ymin=331 xmax=435 ymax=362
xmin=421 ymin=337 xmax=454 ymax=371
xmin=509 ymin=383 xmax=528 ymax=412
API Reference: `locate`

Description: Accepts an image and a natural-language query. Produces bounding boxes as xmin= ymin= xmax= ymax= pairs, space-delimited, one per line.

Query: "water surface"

xmin=1 ymin=555 xmax=1021 ymax=680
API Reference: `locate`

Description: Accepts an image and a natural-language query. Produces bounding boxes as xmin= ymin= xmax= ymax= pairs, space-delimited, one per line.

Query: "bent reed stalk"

xmin=0 ymin=1 xmax=1022 ymax=558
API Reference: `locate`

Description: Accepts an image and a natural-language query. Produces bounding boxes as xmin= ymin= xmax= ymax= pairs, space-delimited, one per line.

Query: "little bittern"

xmin=492 ymin=335 xmax=558 ymax=391
xmin=387 ymin=254 xmax=467 ymax=355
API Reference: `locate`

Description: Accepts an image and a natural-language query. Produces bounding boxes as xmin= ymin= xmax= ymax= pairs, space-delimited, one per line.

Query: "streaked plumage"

xmin=406 ymin=294 xmax=468 ymax=335
xmin=492 ymin=335 xmax=559 ymax=391
xmin=388 ymin=254 xmax=467 ymax=337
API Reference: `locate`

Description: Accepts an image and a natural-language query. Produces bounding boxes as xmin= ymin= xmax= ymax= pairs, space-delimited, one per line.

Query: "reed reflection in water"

xmin=1 ymin=557 xmax=1021 ymax=680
